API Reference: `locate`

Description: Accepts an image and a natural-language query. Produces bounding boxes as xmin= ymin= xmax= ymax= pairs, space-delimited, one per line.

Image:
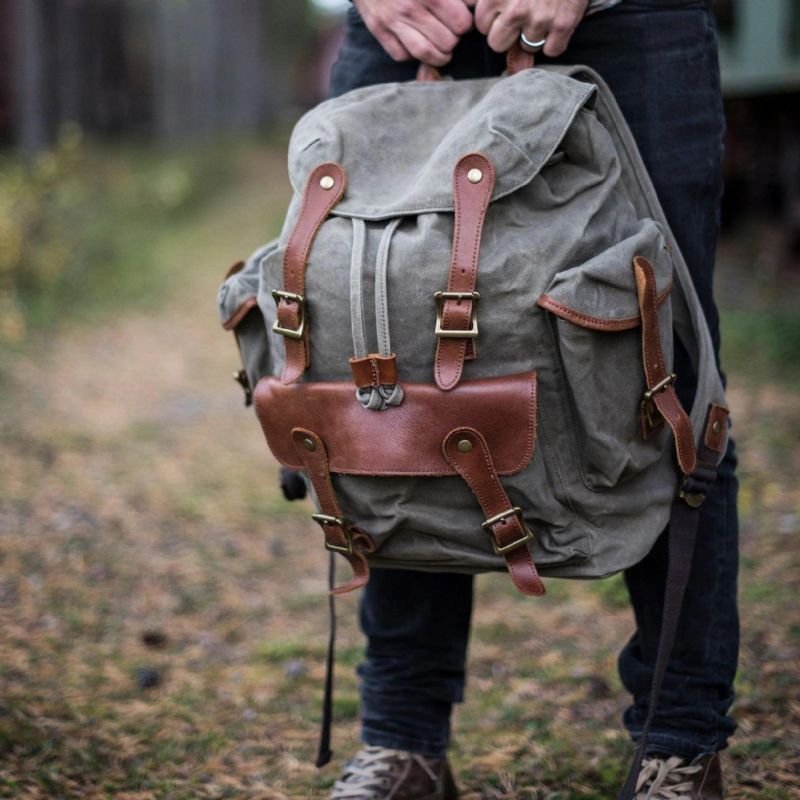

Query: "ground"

xmin=0 ymin=148 xmax=798 ymax=799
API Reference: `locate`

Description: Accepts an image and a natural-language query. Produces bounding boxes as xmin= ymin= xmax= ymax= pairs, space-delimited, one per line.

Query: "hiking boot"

xmin=329 ymin=745 xmax=459 ymax=799
xmin=636 ymin=753 xmax=723 ymax=800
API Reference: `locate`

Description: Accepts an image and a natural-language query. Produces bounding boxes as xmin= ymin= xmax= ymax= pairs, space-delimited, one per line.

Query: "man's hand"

xmin=470 ymin=0 xmax=589 ymax=57
xmin=353 ymin=0 xmax=474 ymax=66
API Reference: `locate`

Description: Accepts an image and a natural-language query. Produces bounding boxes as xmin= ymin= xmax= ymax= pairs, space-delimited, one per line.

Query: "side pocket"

xmin=537 ymin=220 xmax=674 ymax=489
xmin=218 ymin=240 xmax=278 ymax=405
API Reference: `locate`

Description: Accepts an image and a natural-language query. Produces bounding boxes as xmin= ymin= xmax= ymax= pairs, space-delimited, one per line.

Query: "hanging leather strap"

xmin=276 ymin=164 xmax=347 ymax=385
xmin=290 ymin=428 xmax=374 ymax=595
xmin=417 ymin=42 xmax=533 ymax=81
xmin=617 ymin=405 xmax=727 ymax=800
xmin=443 ymin=427 xmax=545 ymax=596
xmin=434 ymin=153 xmax=496 ymax=390
xmin=634 ymin=256 xmax=697 ymax=475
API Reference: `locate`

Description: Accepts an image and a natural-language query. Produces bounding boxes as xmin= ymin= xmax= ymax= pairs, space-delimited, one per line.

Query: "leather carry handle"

xmin=416 ymin=41 xmax=534 ymax=81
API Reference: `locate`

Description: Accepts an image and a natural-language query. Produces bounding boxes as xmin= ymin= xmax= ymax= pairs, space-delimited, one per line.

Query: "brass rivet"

xmin=319 ymin=175 xmax=335 ymax=190
xmin=467 ymin=168 xmax=483 ymax=184
xmin=711 ymin=420 xmax=722 ymax=435
xmin=457 ymin=439 xmax=473 ymax=453
xmin=302 ymin=437 xmax=316 ymax=451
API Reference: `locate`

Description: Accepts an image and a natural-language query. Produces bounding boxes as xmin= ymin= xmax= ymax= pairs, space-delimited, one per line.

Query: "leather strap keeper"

xmin=349 ymin=354 xmax=398 ymax=389
xmin=634 ymin=256 xmax=697 ymax=475
xmin=255 ymin=371 xmax=537 ymax=477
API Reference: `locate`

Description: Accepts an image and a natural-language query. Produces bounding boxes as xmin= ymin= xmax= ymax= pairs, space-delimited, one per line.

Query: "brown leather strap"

xmin=634 ymin=256 xmax=697 ymax=476
xmin=442 ymin=427 xmax=545 ymax=596
xmin=291 ymin=428 xmax=374 ymax=595
xmin=416 ymin=43 xmax=533 ymax=81
xmin=434 ymin=153 xmax=496 ymax=390
xmin=349 ymin=354 xmax=398 ymax=389
xmin=277 ymin=163 xmax=347 ymax=385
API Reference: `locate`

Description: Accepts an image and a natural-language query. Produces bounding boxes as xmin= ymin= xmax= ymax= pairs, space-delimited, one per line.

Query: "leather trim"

xmin=634 ymin=256 xmax=696 ymax=475
xmin=225 ymin=259 xmax=245 ymax=279
xmin=278 ymin=163 xmax=347 ymax=385
xmin=291 ymin=428 xmax=374 ymax=595
xmin=703 ymin=403 xmax=729 ymax=455
xmin=443 ymin=427 xmax=545 ymax=596
xmin=349 ymin=354 xmax=398 ymax=389
xmin=434 ymin=153 xmax=496 ymax=391
xmin=537 ymin=283 xmax=672 ymax=331
xmin=254 ymin=372 xmax=537 ymax=476
xmin=222 ymin=296 xmax=258 ymax=331
xmin=506 ymin=42 xmax=535 ymax=75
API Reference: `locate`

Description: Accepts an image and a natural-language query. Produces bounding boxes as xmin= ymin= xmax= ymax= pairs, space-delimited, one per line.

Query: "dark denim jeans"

xmin=330 ymin=0 xmax=739 ymax=760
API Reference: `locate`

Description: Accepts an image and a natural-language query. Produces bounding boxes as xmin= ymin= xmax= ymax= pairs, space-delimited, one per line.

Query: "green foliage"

xmin=0 ymin=125 xmax=227 ymax=346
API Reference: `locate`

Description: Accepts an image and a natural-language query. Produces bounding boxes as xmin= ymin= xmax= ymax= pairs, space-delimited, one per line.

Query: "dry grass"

xmin=0 ymin=147 xmax=798 ymax=798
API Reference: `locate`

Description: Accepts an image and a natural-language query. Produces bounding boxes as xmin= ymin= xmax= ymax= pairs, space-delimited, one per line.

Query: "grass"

xmin=0 ymin=142 xmax=798 ymax=797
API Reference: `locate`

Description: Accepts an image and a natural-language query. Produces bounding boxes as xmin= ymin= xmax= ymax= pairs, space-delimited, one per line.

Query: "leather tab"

xmin=279 ymin=163 xmax=347 ymax=385
xmin=290 ymin=428 xmax=374 ymax=595
xmin=506 ymin=42 xmax=535 ymax=75
xmin=349 ymin=354 xmax=398 ymax=389
xmin=703 ymin=403 xmax=729 ymax=454
xmin=633 ymin=256 xmax=697 ymax=476
xmin=434 ymin=153 xmax=496 ymax=390
xmin=442 ymin=427 xmax=545 ymax=597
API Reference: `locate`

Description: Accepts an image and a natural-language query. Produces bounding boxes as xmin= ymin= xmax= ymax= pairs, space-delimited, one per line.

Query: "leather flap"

xmin=254 ymin=372 xmax=537 ymax=477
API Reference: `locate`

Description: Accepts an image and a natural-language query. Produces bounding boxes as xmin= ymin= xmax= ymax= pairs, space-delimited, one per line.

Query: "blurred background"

xmin=0 ymin=1 xmax=798 ymax=798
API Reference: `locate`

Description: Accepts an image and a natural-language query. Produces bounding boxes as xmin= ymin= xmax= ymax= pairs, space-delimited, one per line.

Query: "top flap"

xmin=288 ymin=69 xmax=596 ymax=220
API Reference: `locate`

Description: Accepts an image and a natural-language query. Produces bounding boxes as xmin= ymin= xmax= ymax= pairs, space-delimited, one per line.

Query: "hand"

xmin=469 ymin=0 xmax=589 ymax=57
xmin=353 ymin=0 xmax=474 ymax=66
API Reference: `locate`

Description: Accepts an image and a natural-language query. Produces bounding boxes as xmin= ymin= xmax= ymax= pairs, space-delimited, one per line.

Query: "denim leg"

xmin=358 ymin=568 xmax=474 ymax=758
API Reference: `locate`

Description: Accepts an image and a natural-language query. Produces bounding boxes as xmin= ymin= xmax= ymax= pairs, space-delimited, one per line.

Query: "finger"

xmin=374 ymin=26 xmax=413 ymax=62
xmin=406 ymin=9 xmax=461 ymax=54
xmin=426 ymin=0 xmax=474 ymax=36
xmin=394 ymin=21 xmax=452 ymax=66
xmin=541 ymin=4 xmax=584 ymax=56
xmin=487 ymin=11 xmax=531 ymax=53
xmin=474 ymin=0 xmax=500 ymax=36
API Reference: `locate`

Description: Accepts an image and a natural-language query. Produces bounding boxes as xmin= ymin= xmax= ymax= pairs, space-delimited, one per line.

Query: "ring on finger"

xmin=519 ymin=32 xmax=547 ymax=53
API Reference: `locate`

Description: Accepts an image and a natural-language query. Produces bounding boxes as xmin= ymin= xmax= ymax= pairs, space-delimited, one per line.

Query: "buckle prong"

xmin=312 ymin=513 xmax=353 ymax=554
xmin=481 ymin=506 xmax=534 ymax=554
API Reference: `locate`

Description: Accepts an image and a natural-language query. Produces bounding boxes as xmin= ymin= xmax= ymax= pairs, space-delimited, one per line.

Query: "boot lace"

xmin=635 ymin=755 xmax=704 ymax=800
xmin=330 ymin=746 xmax=438 ymax=800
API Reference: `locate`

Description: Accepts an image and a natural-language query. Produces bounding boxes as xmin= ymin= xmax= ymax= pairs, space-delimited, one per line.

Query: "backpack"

xmin=218 ymin=58 xmax=729 ymax=798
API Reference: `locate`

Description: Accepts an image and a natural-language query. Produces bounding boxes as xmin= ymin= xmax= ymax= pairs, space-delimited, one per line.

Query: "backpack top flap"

xmin=288 ymin=69 xmax=596 ymax=220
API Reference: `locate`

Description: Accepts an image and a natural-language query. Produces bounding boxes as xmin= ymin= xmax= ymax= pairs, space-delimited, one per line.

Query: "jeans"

xmin=330 ymin=0 xmax=739 ymax=760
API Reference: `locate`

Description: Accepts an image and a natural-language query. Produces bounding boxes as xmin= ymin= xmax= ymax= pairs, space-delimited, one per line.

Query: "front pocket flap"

xmin=537 ymin=222 xmax=673 ymax=330
xmin=254 ymin=372 xmax=536 ymax=477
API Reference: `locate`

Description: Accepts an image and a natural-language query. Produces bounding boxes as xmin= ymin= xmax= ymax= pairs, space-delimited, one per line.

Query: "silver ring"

xmin=519 ymin=32 xmax=547 ymax=52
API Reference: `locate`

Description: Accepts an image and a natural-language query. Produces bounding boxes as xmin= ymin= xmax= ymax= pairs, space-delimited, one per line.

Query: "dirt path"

xmin=0 ymin=149 xmax=798 ymax=799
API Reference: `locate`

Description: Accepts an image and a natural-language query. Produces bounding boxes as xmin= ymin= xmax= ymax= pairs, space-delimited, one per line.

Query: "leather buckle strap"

xmin=633 ymin=256 xmax=697 ymax=475
xmin=434 ymin=153 xmax=496 ymax=391
xmin=443 ymin=427 xmax=545 ymax=596
xmin=277 ymin=163 xmax=347 ymax=385
xmin=482 ymin=506 xmax=534 ymax=554
xmin=290 ymin=428 xmax=373 ymax=595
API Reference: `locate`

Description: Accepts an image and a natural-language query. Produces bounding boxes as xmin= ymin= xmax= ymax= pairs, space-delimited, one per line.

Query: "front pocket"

xmin=538 ymin=220 xmax=674 ymax=489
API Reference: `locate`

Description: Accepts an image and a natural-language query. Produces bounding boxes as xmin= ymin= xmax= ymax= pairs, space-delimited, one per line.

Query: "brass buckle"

xmin=481 ymin=506 xmax=534 ymax=554
xmin=434 ymin=291 xmax=480 ymax=339
xmin=271 ymin=289 xmax=306 ymax=340
xmin=643 ymin=373 xmax=677 ymax=402
xmin=312 ymin=513 xmax=353 ymax=554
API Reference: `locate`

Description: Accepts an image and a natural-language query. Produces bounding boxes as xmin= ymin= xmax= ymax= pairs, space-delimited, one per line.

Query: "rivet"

xmin=711 ymin=420 xmax=722 ymax=435
xmin=319 ymin=175 xmax=335 ymax=190
xmin=457 ymin=439 xmax=473 ymax=453
xmin=302 ymin=437 xmax=316 ymax=451
xmin=467 ymin=168 xmax=483 ymax=184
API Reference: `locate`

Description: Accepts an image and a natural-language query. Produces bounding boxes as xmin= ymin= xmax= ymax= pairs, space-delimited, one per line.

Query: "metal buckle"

xmin=643 ymin=372 xmax=677 ymax=402
xmin=271 ymin=289 xmax=306 ymax=340
xmin=312 ymin=513 xmax=353 ymax=554
xmin=434 ymin=291 xmax=480 ymax=339
xmin=481 ymin=506 xmax=534 ymax=554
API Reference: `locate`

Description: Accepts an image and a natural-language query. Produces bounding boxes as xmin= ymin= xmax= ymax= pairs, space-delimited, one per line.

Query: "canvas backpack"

xmin=218 ymin=56 xmax=730 ymax=798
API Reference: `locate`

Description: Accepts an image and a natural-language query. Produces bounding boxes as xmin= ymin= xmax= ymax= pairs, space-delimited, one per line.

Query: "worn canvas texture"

xmin=218 ymin=66 xmax=726 ymax=578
